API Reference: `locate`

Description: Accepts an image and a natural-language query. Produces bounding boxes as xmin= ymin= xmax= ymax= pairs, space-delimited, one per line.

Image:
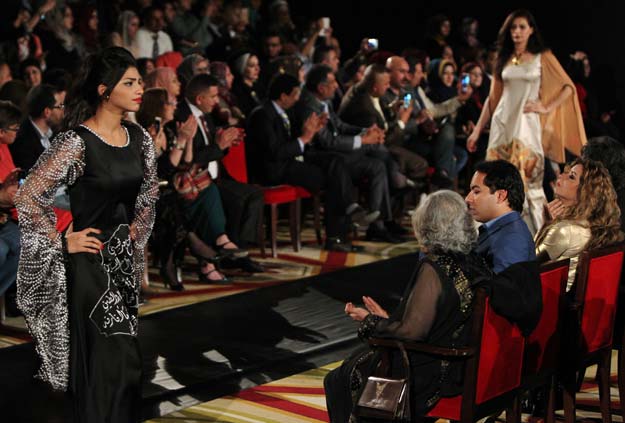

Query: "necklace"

xmin=511 ymin=51 xmax=526 ymax=66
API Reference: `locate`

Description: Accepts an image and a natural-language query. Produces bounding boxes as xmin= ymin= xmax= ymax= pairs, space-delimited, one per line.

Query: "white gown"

xmin=487 ymin=54 xmax=546 ymax=234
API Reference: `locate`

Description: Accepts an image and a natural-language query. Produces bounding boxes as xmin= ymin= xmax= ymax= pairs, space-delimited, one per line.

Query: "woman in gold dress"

xmin=535 ymin=158 xmax=623 ymax=289
xmin=467 ymin=9 xmax=587 ymax=234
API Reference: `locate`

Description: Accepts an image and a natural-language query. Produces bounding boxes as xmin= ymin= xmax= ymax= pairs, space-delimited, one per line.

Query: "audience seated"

xmin=10 ymin=84 xmax=65 ymax=173
xmin=246 ymin=73 xmax=379 ymax=251
xmin=0 ymin=62 xmax=12 ymax=88
xmin=210 ymin=61 xmax=245 ymax=127
xmin=133 ymin=6 xmax=174 ymax=59
xmin=176 ymin=53 xmax=210 ymax=95
xmin=0 ymin=80 xmax=28 ymax=112
xmin=455 ymin=61 xmax=490 ymax=162
xmin=230 ymin=52 xmax=263 ymax=117
xmin=338 ymin=63 xmax=429 ymax=190
xmin=535 ymin=158 xmax=623 ymax=289
xmin=465 ymin=160 xmax=536 ymax=273
xmin=424 ymin=14 xmax=452 ymax=60
xmin=19 ymin=58 xmax=42 ymax=89
xmin=175 ymin=73 xmax=264 ymax=271
xmin=144 ymin=67 xmax=181 ymax=101
xmin=393 ymin=55 xmax=471 ymax=184
xmin=38 ymin=5 xmax=84 ymax=72
xmin=324 ymin=190 xmax=493 ymax=421
xmin=0 ymin=100 xmax=22 ymax=297
xmin=292 ymin=64 xmax=404 ymax=243
xmin=169 ymin=0 xmax=215 ymax=56
xmin=109 ymin=10 xmax=141 ymax=58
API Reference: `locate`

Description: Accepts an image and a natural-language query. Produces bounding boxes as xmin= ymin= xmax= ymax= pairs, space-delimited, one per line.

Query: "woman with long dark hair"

xmin=466 ymin=9 xmax=586 ymax=234
xmin=15 ymin=46 xmax=158 ymax=422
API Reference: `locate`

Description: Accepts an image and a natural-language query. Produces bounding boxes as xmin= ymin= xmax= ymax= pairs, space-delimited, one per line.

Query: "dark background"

xmin=290 ymin=0 xmax=625 ymax=137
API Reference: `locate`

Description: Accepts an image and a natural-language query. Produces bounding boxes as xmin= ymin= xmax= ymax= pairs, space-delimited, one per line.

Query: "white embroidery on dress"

xmin=89 ymin=224 xmax=138 ymax=337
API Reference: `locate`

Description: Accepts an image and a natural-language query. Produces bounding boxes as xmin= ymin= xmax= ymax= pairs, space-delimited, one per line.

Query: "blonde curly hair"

xmin=536 ymin=158 xmax=624 ymax=250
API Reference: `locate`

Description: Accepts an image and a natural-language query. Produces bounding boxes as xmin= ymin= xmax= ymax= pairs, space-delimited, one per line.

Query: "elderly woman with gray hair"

xmin=324 ymin=190 xmax=492 ymax=422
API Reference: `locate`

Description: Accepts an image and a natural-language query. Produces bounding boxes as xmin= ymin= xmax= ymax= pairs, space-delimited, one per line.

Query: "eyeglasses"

xmin=2 ymin=126 xmax=20 ymax=132
xmin=165 ymin=101 xmax=176 ymax=106
xmin=52 ymin=104 xmax=65 ymax=109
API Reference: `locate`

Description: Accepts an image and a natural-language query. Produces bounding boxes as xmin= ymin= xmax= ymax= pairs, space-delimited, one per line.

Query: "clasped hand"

xmin=345 ymin=296 xmax=389 ymax=322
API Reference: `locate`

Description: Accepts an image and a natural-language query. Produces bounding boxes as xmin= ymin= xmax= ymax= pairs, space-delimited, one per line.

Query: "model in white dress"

xmin=486 ymin=54 xmax=545 ymax=234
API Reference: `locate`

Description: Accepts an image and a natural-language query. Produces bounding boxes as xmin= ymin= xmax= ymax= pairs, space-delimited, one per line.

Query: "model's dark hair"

xmin=63 ymin=47 xmax=137 ymax=130
xmin=475 ymin=160 xmax=525 ymax=212
xmin=495 ymin=9 xmax=546 ymax=78
xmin=185 ymin=73 xmax=219 ymax=104
xmin=582 ymin=136 xmax=625 ymax=230
xmin=136 ymin=88 xmax=168 ymax=129
xmin=305 ymin=64 xmax=332 ymax=93
xmin=26 ymin=84 xmax=62 ymax=118
xmin=268 ymin=73 xmax=299 ymax=100
xmin=0 ymin=100 xmax=23 ymax=129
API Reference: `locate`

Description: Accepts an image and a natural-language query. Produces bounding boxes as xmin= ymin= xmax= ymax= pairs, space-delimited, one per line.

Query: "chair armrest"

xmin=368 ymin=338 xmax=475 ymax=358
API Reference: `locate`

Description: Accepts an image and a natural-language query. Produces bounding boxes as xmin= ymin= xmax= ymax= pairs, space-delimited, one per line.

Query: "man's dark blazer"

xmin=291 ymin=88 xmax=363 ymax=154
xmin=246 ymin=100 xmax=303 ymax=185
xmin=10 ymin=118 xmax=45 ymax=173
xmin=173 ymin=100 xmax=225 ymax=171
xmin=474 ymin=211 xmax=536 ymax=274
xmin=337 ymin=84 xmax=403 ymax=147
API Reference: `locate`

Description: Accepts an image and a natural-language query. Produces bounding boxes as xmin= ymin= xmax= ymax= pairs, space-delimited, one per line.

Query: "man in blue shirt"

xmin=466 ymin=160 xmax=536 ymax=273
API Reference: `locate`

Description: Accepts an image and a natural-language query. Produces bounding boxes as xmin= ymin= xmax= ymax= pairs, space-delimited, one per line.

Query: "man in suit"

xmin=10 ymin=84 xmax=65 ymax=173
xmin=175 ymin=74 xmax=264 ymax=268
xmin=291 ymin=64 xmax=402 ymax=243
xmin=338 ymin=64 xmax=428 ymax=190
xmin=246 ymin=73 xmax=378 ymax=251
xmin=465 ymin=160 xmax=536 ymax=273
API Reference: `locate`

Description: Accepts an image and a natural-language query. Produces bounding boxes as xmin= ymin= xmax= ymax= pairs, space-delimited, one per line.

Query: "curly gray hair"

xmin=412 ymin=190 xmax=477 ymax=254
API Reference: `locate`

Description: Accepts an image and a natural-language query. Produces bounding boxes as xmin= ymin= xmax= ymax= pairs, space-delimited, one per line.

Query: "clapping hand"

xmin=301 ymin=112 xmax=324 ymax=143
xmin=216 ymin=126 xmax=242 ymax=149
xmin=345 ymin=302 xmax=370 ymax=322
xmin=363 ymin=296 xmax=389 ymax=318
xmin=177 ymin=114 xmax=198 ymax=142
xmin=0 ymin=169 xmax=21 ymax=208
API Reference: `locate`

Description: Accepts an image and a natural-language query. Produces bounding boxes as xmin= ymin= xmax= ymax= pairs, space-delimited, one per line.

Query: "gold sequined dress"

xmin=486 ymin=54 xmax=545 ymax=234
xmin=15 ymin=121 xmax=158 ymax=422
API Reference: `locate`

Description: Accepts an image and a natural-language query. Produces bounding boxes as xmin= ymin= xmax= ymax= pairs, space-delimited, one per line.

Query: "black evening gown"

xmin=67 ymin=124 xmax=145 ymax=422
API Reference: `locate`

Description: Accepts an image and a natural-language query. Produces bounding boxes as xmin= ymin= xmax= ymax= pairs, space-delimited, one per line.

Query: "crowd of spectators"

xmin=0 ymin=0 xmax=622 ymax=308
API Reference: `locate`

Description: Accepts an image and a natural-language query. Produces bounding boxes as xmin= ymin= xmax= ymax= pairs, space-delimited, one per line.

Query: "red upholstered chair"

xmin=512 ymin=259 xmax=569 ymax=423
xmin=369 ymin=287 xmax=525 ymax=423
xmin=221 ymin=140 xmax=301 ymax=258
xmin=560 ymin=243 xmax=625 ymax=423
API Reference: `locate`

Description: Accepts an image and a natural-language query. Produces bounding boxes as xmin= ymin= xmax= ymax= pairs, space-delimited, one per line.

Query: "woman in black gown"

xmin=16 ymin=47 xmax=158 ymax=422
xmin=324 ymin=190 xmax=492 ymax=422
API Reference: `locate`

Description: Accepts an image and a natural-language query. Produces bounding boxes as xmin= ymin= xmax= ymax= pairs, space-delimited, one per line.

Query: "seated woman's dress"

xmin=324 ymin=252 xmax=491 ymax=422
xmin=535 ymin=220 xmax=591 ymax=290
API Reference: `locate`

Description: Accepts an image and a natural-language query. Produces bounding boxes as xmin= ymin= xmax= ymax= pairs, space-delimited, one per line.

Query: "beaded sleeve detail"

xmin=130 ymin=124 xmax=159 ymax=303
xmin=15 ymin=130 xmax=86 ymax=391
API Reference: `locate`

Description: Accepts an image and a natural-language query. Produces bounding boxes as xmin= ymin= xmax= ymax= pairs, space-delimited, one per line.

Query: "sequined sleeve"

xmin=15 ymin=130 xmax=85 ymax=391
xmin=131 ymin=124 xmax=159 ymax=293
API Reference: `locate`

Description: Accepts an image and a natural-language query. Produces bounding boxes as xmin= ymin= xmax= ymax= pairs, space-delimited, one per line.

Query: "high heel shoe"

xmin=215 ymin=241 xmax=248 ymax=258
xmin=160 ymin=252 xmax=184 ymax=291
xmin=198 ymin=264 xmax=231 ymax=285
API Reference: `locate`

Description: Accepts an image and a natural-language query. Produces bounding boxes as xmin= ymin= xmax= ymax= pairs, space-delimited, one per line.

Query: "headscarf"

xmin=116 ymin=10 xmax=138 ymax=49
xmin=210 ymin=61 xmax=235 ymax=105
xmin=177 ymin=53 xmax=207 ymax=89
xmin=231 ymin=52 xmax=251 ymax=77
xmin=427 ymin=58 xmax=457 ymax=103
xmin=45 ymin=6 xmax=78 ymax=52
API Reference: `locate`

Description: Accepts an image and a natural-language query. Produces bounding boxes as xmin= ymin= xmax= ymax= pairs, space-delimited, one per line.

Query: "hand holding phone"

xmin=403 ymin=93 xmax=412 ymax=109
xmin=367 ymin=38 xmax=379 ymax=50
xmin=461 ymin=73 xmax=470 ymax=93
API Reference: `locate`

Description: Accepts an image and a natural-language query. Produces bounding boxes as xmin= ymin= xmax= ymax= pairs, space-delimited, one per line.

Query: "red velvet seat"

xmin=560 ymin=244 xmax=625 ymax=423
xmin=221 ymin=141 xmax=301 ymax=258
xmin=369 ymin=288 xmax=525 ymax=423
xmin=510 ymin=259 xmax=570 ymax=423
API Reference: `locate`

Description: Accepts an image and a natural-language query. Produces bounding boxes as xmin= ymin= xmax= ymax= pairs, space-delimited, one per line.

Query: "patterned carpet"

xmin=0 ymin=220 xmax=420 ymax=349
xmin=146 ymin=353 xmax=624 ymax=423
